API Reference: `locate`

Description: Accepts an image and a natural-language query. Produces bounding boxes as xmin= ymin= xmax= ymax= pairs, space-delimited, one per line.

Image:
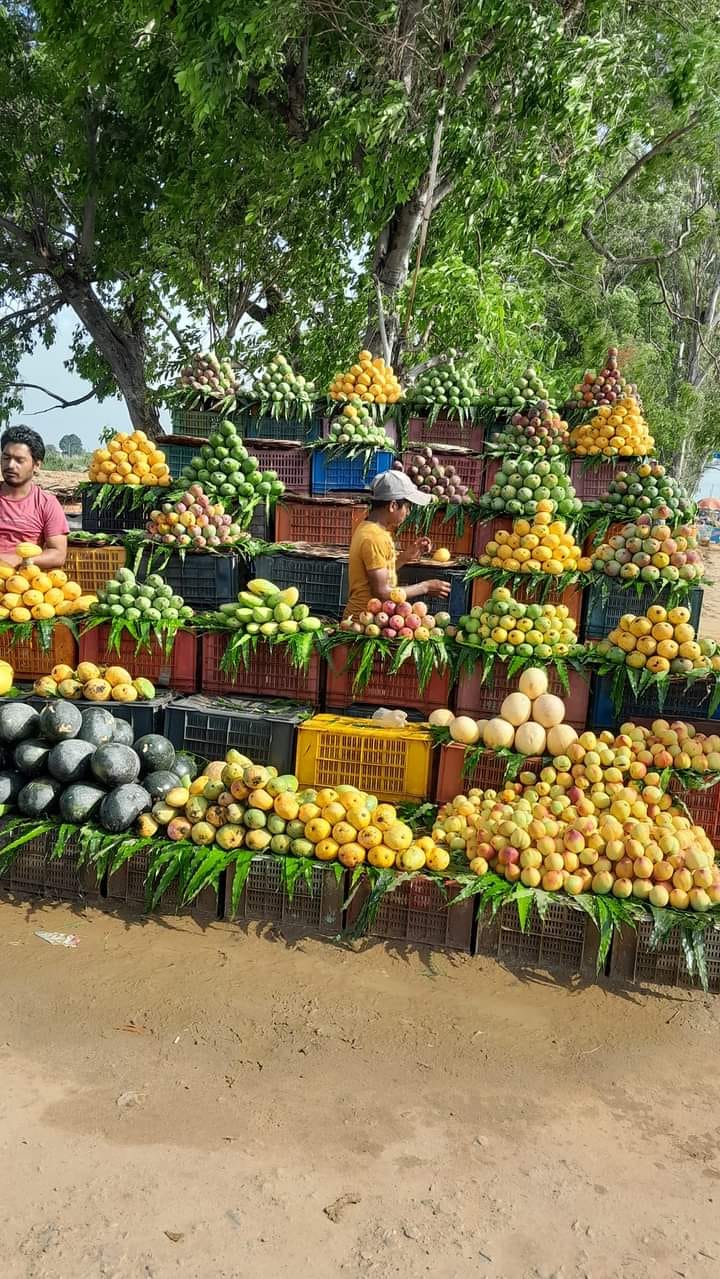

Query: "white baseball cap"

xmin=371 ymin=469 xmax=433 ymax=506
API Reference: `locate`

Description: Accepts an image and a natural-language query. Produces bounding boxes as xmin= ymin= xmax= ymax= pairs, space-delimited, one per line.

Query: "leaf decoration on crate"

xmin=0 ymin=615 xmax=80 ymax=652
xmin=325 ymin=629 xmax=449 ymax=695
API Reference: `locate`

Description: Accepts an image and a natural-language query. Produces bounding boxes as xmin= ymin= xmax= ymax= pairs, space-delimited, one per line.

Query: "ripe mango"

xmin=33 ymin=676 xmax=57 ymax=697
xmin=105 ymin=666 xmax=133 ymax=687
xmin=76 ymin=661 xmax=101 ymax=683
xmin=111 ymin=683 xmax=137 ymax=702
xmin=57 ymin=678 xmax=83 ymax=699
xmin=84 ymin=679 xmax=112 ymax=702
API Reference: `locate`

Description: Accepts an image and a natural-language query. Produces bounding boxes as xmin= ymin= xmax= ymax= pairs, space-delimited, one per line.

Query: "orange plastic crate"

xmin=325 ymin=642 xmax=451 ymax=713
xmin=274 ymin=498 xmax=368 ymax=546
xmin=0 ymin=623 xmax=78 ymax=680
xmin=436 ymin=743 xmax=544 ymax=804
xmin=200 ymin=631 xmax=321 ymax=702
xmin=454 ymin=662 xmax=589 ymax=728
xmin=396 ymin=510 xmax=474 ymax=558
xmin=79 ymin=625 xmax=198 ymax=691
xmin=65 ymin=545 xmax=126 ymax=596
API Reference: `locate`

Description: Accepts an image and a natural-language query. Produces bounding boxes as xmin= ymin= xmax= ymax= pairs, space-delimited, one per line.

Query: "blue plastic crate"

xmin=582 ymin=584 xmax=703 ymax=641
xmin=158 ymin=437 xmax=197 ymax=479
xmin=238 ymin=406 xmax=324 ymax=443
xmin=310 ymin=450 xmax=393 ymax=496
xmin=588 ymin=673 xmax=720 ymax=730
xmin=397 ymin=565 xmax=469 ymax=619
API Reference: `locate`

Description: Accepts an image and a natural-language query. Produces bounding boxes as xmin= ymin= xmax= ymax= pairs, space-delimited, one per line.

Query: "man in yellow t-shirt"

xmin=344 ymin=471 xmax=451 ymax=619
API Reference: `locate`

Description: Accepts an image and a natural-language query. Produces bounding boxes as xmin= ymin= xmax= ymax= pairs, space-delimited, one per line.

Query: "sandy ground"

xmin=1 ymin=898 xmax=720 ymax=1279
xmin=700 ymin=546 xmax=720 ymax=639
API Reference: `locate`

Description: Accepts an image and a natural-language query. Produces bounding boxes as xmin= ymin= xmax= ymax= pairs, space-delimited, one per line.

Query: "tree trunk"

xmin=364 ymin=194 xmax=425 ymax=361
xmin=56 ymin=271 xmax=161 ymax=437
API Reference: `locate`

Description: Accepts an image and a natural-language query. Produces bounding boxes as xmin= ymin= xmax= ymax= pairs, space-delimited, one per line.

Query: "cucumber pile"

xmin=477 ymin=456 xmax=582 ymax=520
xmin=91 ymin=567 xmax=193 ymax=627
xmin=178 ymin=418 xmax=285 ymax=517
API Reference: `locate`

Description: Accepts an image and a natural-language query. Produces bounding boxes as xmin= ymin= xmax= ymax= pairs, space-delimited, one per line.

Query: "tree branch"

xmin=582 ymin=211 xmax=701 ymax=267
xmin=595 ymin=115 xmax=700 ymax=215
xmin=9 ymin=382 xmax=98 ymax=411
xmin=452 ymin=32 xmax=498 ymax=97
xmin=404 ymin=352 xmax=465 ymax=384
xmin=655 ymin=263 xmax=720 ymax=383
xmin=80 ymin=110 xmax=100 ymax=266
xmin=373 ymin=276 xmax=391 ymax=365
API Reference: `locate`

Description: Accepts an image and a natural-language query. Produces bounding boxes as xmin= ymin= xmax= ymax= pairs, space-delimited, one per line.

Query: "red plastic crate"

xmin=436 ymin=743 xmax=544 ymax=803
xmin=668 ymin=777 xmax=720 ymax=845
xmin=396 ymin=510 xmax=474 ymax=557
xmin=274 ymin=497 xmax=368 ymax=546
xmin=406 ymin=414 xmax=484 ymax=452
xmin=472 ymin=514 xmax=511 ymax=559
xmin=570 ymin=459 xmax=620 ymax=500
xmin=78 ymin=626 xmax=198 ymax=692
xmin=244 ymin=441 xmax=311 ymax=493
xmin=345 ymin=874 xmax=473 ymax=952
xmin=325 ymin=642 xmax=451 ymax=713
xmin=401 ymin=449 xmax=484 ymax=497
xmin=454 ymin=662 xmax=589 ymax=728
xmin=201 ymin=631 xmax=321 ymax=701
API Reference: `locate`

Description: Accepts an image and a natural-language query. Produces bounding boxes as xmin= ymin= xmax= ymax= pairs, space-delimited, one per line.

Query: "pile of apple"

xmin=602 ymin=460 xmax=696 ymax=526
xmin=340 ymin=587 xmax=453 ymax=642
xmin=147 ymin=486 xmax=244 ymax=548
xmin=597 ymin=604 xmax=720 ymax=676
xmin=591 ymin=514 xmax=704 ymax=586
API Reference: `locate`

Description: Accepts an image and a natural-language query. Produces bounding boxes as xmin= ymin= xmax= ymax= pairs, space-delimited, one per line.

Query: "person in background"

xmin=344 ymin=470 xmax=451 ymax=619
xmin=0 ymin=426 xmax=68 ymax=568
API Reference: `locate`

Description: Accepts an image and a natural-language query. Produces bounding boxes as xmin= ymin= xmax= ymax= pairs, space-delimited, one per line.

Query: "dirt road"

xmin=1 ymin=899 xmax=719 ymax=1279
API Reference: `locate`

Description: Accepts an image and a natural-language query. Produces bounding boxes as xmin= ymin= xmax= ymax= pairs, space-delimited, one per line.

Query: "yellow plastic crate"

xmin=295 ymin=714 xmax=434 ymax=804
xmin=65 ymin=545 xmax=126 ymax=596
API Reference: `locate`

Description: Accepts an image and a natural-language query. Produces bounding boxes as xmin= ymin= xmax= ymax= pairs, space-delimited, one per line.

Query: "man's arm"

xmin=29 ymin=534 xmax=68 ymax=570
xmin=366 ymin=567 xmax=451 ymax=601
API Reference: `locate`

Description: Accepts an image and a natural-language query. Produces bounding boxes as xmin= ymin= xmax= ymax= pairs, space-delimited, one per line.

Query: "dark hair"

xmin=369 ymin=497 xmax=409 ymax=512
xmin=1 ymin=425 xmax=45 ymax=462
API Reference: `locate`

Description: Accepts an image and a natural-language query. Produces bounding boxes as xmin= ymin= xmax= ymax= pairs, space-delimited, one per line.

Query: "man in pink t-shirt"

xmin=0 ymin=427 xmax=68 ymax=568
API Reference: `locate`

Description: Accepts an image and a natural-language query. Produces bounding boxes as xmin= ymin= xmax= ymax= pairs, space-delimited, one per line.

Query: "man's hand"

xmin=425 ymin=578 xmax=451 ymax=599
xmin=397 ymin=536 xmax=432 ymax=566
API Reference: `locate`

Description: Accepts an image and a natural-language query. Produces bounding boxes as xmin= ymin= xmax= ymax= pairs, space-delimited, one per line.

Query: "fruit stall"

xmin=1 ymin=346 xmax=720 ymax=994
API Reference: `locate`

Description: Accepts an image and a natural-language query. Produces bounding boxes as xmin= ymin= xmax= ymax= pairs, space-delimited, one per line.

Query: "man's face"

xmin=1 ymin=443 xmax=38 ymax=487
xmin=388 ymin=500 xmax=411 ymax=530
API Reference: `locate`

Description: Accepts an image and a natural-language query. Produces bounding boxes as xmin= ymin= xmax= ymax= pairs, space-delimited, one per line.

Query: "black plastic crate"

xmin=610 ymin=918 xmax=720 ymax=992
xmin=582 ymin=583 xmax=703 ymax=640
xmin=398 ymin=565 xmax=470 ymax=619
xmin=238 ymin=405 xmax=324 ymax=443
xmin=137 ymin=548 xmax=250 ymax=610
xmin=23 ymin=692 xmax=175 ymax=737
xmin=247 ymin=503 xmax=274 ymax=541
xmin=253 ymin=551 xmax=348 ymax=619
xmin=477 ymin=900 xmax=599 ymax=975
xmin=2 ymin=830 xmax=99 ymax=901
xmin=106 ymin=851 xmax=220 ymax=920
xmin=164 ymin=695 xmax=311 ymax=771
xmin=81 ymin=487 xmax=154 ymax=534
xmin=224 ymin=855 xmax=345 ymax=936
xmin=346 ymin=876 xmax=473 ymax=952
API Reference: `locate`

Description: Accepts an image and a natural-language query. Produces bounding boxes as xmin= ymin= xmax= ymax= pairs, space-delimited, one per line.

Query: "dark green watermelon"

xmin=60 ymin=782 xmax=106 ymax=823
xmin=134 ymin=734 xmax=176 ymax=774
xmin=144 ymin=769 xmax=182 ymax=800
xmin=78 ymin=707 xmax=116 ymax=747
xmin=0 ymin=770 xmax=22 ymax=803
xmin=48 ymin=739 xmax=96 ymax=784
xmin=172 ymin=751 xmax=199 ymax=781
xmin=111 ymin=718 xmax=134 ymax=746
xmin=98 ymin=783 xmax=151 ymax=833
xmin=14 ymin=738 xmax=51 ymax=777
xmin=38 ymin=700 xmax=82 ymax=742
xmin=90 ymin=743 xmax=141 ymax=787
xmin=17 ymin=776 xmax=61 ymax=817
xmin=0 ymin=703 xmax=40 ymax=744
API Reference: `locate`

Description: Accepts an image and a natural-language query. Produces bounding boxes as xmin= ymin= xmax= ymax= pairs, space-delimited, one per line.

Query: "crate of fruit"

xmin=454 ymin=662 xmax=589 ymax=727
xmin=136 ymin=549 xmax=250 ymax=611
xmin=200 ymin=631 xmax=322 ymax=702
xmin=274 ymin=497 xmax=368 ymax=547
xmin=345 ymin=874 xmax=473 ymax=952
xmin=310 ymin=449 xmax=393 ymax=496
xmin=81 ymin=486 xmax=155 ymax=534
xmin=396 ymin=510 xmax=474 ymax=558
xmin=164 ymin=694 xmax=311 ymax=774
xmin=65 ymin=545 xmax=126 ymax=597
xmin=582 ymin=583 xmax=703 ymax=641
xmin=295 ymin=713 xmax=434 ymax=803
xmin=406 ymin=413 xmax=484 ymax=452
xmin=244 ymin=441 xmax=311 ymax=494
xmin=325 ymin=641 xmax=451 ymax=713
xmin=401 ymin=447 xmax=484 ymax=496
xmin=224 ymin=855 xmax=345 ymax=935
xmin=237 ymin=404 xmax=325 ymax=444
xmin=106 ymin=852 xmax=220 ymax=921
xmin=0 ymin=623 xmax=78 ymax=681
xmin=588 ymin=672 xmax=720 ymax=730
xmin=475 ymin=899 xmax=600 ymax=976
xmin=78 ymin=626 xmax=198 ymax=693
xmin=435 ymin=743 xmax=543 ymax=804
xmin=23 ymin=690 xmax=174 ymax=738
xmin=253 ymin=550 xmax=347 ymax=620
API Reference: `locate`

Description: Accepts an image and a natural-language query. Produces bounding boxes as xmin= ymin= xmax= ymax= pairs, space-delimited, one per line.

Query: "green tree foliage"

xmin=58 ymin=433 xmax=83 ymax=456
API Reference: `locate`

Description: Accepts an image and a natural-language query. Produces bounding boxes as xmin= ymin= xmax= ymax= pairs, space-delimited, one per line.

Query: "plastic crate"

xmin=668 ymin=776 xmax=720 ymax=845
xmin=164 ymin=695 xmax=310 ymax=772
xmin=245 ymin=442 xmax=310 ymax=494
xmin=406 ymin=413 xmax=484 ymax=452
xmin=325 ymin=642 xmax=452 ymax=713
xmin=156 ymin=434 xmax=197 ymax=479
xmin=22 ymin=691 xmax=174 ymax=737
xmin=200 ymin=631 xmax=322 ymax=701
xmin=247 ymin=503 xmax=273 ymax=541
xmin=396 ymin=510 xmax=474 ymax=558
xmin=582 ymin=584 xmax=703 ymax=641
xmin=106 ymin=852 xmax=220 ymax=921
xmin=569 ymin=458 xmax=620 ymax=500
xmin=79 ymin=626 xmax=198 ymax=693
xmin=81 ymin=487 xmax=154 ymax=534
xmin=169 ymin=408 xmax=221 ymax=438
xmin=609 ymin=918 xmax=720 ymax=992
xmin=436 ymin=743 xmax=544 ymax=804
xmin=345 ymin=875 xmax=473 ymax=952
xmin=224 ymin=856 xmax=345 ymax=935
xmin=397 ymin=565 xmax=470 ymax=619
xmin=3 ymin=830 xmax=98 ymax=901
xmin=470 ymin=571 xmax=584 ymax=626
xmin=340 ymin=702 xmax=428 ymax=724
xmin=65 ymin=545 xmax=126 ymax=596
xmin=310 ymin=449 xmax=393 ymax=496
xmin=136 ymin=548 xmax=249 ymax=611
xmin=274 ymin=498 xmax=368 ymax=546
xmin=477 ymin=899 xmax=599 ymax=976
xmin=0 ymin=623 xmax=78 ymax=681
xmin=588 ymin=673 xmax=720 ymax=731
xmin=295 ymin=713 xmax=433 ymax=803
xmin=401 ymin=448 xmax=484 ymax=497
xmin=455 ymin=662 xmax=589 ymax=727
xmin=253 ymin=551 xmax=347 ymax=619
xmin=238 ymin=405 xmax=324 ymax=443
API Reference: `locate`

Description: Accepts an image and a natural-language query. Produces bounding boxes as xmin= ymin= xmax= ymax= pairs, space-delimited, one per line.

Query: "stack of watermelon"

xmin=0 ymin=701 xmax=195 ymax=834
